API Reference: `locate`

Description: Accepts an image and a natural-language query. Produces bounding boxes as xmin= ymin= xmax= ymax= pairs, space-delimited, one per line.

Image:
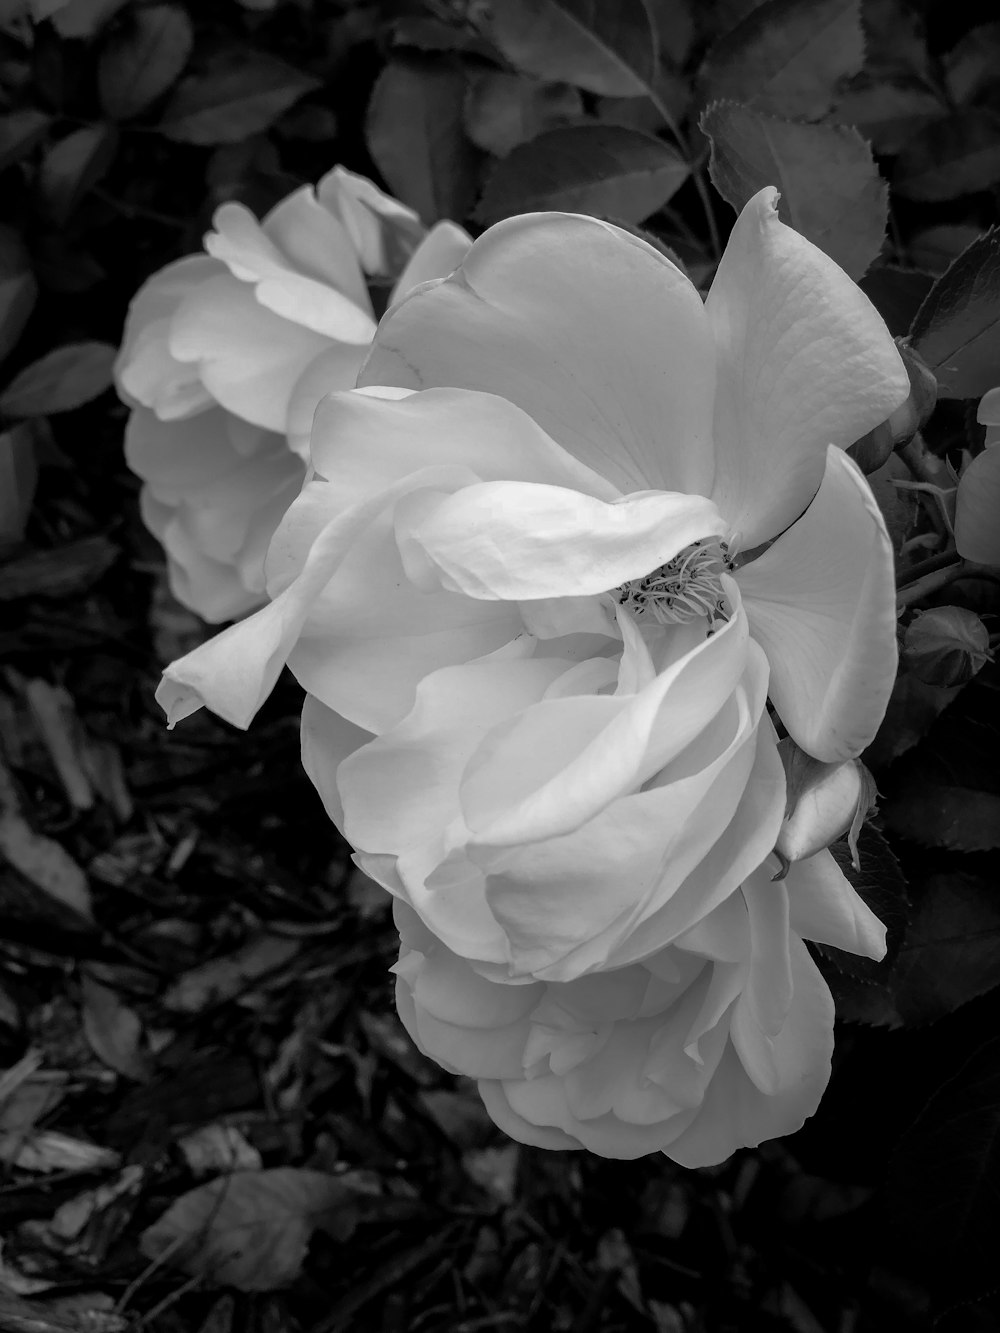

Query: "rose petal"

xmin=299 ymin=694 xmax=374 ymax=825
xmin=156 ymin=466 xmax=475 ymax=729
xmin=976 ymin=386 xmax=1000 ymax=427
xmin=285 ymin=346 xmax=370 ymax=459
xmin=785 ymin=848 xmax=887 ymax=960
xmin=304 ymin=387 xmax=619 ymax=518
xmin=955 ymin=445 xmax=1000 ymax=565
xmin=462 ymin=603 xmax=751 ymax=848
xmin=608 ymin=718 xmax=786 ymax=970
xmin=337 ymin=649 xmax=569 ymax=860
xmin=730 ymin=879 xmax=792 ymax=1095
xmin=736 ymin=446 xmax=898 ymax=762
xmin=266 ymin=462 xmax=524 ymax=731
xmin=409 ymin=481 xmax=726 ymax=601
xmin=472 ymin=638 xmax=768 ymax=981
xmin=261 ymin=189 xmax=370 ymax=306
xmin=666 ymin=936 xmax=834 ymax=1168
xmin=389 ymin=221 xmax=473 ymax=302
xmin=115 ymin=255 xmax=220 ymax=418
xmin=142 ymin=492 xmax=262 ymax=624
xmin=706 ymin=188 xmax=910 ymax=547
xmin=169 ymin=275 xmax=334 ymax=432
xmin=360 ymin=211 xmax=718 ymax=496
xmin=125 ymin=406 xmax=253 ymax=496
xmin=319 ymin=166 xmax=424 ymax=276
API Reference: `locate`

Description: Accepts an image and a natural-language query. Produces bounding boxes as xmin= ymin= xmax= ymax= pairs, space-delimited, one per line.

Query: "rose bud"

xmin=774 ymin=738 xmax=877 ymax=876
xmin=848 ymin=342 xmax=938 ymax=472
xmin=885 ymin=340 xmax=938 ymax=446
xmin=904 ymin=606 xmax=992 ymax=687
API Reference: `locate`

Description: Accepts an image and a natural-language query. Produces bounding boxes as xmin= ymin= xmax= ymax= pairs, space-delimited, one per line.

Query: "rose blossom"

xmin=302 ymin=611 xmax=782 ymax=981
xmin=393 ymin=846 xmax=886 ymax=1164
xmin=155 ymin=188 xmax=908 ymax=1158
xmin=160 ymin=187 xmax=907 ymax=766
xmin=116 ymin=166 xmax=470 ymax=621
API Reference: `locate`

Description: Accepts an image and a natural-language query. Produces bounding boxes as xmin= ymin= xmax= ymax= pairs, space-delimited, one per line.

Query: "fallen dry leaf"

xmin=163 ymin=935 xmax=299 ymax=1014
xmin=0 ymin=755 xmax=92 ymax=920
xmin=81 ymin=973 xmax=153 ymax=1083
xmin=139 ymin=1168 xmax=358 ymax=1290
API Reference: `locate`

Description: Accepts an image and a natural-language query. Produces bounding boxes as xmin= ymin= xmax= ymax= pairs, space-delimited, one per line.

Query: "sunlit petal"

xmin=736 ymin=446 xmax=898 ymax=761
xmin=360 ymin=211 xmax=717 ymax=495
xmin=706 ymin=188 xmax=910 ymax=547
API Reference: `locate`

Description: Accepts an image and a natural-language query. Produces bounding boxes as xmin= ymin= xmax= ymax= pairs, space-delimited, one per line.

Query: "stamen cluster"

xmin=616 ymin=538 xmax=734 ymax=628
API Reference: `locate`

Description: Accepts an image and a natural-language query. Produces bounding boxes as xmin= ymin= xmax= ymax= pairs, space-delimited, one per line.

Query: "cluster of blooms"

xmin=120 ymin=171 xmax=913 ymax=1165
xmin=116 ymin=166 xmax=470 ymax=621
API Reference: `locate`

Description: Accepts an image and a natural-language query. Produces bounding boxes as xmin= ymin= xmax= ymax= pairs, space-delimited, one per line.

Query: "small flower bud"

xmin=886 ymin=340 xmax=938 ymax=448
xmin=774 ymin=739 xmax=877 ymax=875
xmin=903 ymin=606 xmax=992 ymax=687
xmin=847 ymin=418 xmax=894 ymax=474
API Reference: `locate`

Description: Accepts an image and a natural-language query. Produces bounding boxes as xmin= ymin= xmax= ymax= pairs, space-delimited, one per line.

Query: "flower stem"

xmin=899 ymin=548 xmax=960 ymax=583
xmin=896 ymin=561 xmax=965 ymax=607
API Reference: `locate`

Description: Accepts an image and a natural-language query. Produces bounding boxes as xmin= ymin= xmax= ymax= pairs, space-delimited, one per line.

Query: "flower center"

xmin=615 ymin=537 xmax=734 ymax=628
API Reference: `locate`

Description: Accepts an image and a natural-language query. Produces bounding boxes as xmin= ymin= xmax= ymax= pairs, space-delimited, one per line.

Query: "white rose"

xmin=304 ymin=620 xmax=783 ymax=983
xmin=393 ymin=850 xmax=886 ymax=1165
xmin=160 ymin=189 xmax=906 ymax=771
xmin=116 ymin=167 xmax=470 ymax=621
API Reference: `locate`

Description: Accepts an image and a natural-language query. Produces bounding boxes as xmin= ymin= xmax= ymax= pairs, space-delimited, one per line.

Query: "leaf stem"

xmin=642 ymin=84 xmax=685 ymax=153
xmin=691 ymin=162 xmax=723 ymax=262
xmin=641 ymin=85 xmax=722 ymax=262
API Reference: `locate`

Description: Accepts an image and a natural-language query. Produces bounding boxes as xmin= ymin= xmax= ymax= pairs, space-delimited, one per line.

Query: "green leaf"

xmin=702 ymin=101 xmax=887 ymax=279
xmin=823 ymin=969 xmax=901 ymax=1028
xmin=36 ymin=124 xmax=118 ymax=225
xmin=98 ymin=4 xmax=193 ymax=121
xmin=891 ymin=875 xmax=1000 ymax=1025
xmin=893 ymin=109 xmax=1000 ymax=202
xmin=0 ymin=423 xmax=38 ymax=544
xmin=908 ymin=227 xmax=1000 ymax=398
xmin=48 ymin=0 xmax=128 ymax=38
xmin=365 ymin=57 xmax=479 ymax=223
xmin=943 ymin=21 xmax=1000 ymax=107
xmin=0 ymin=227 xmax=37 ymax=367
xmin=883 ymin=784 xmax=1000 ymax=852
xmin=0 ymin=109 xmax=51 ymax=172
xmin=464 ymin=71 xmax=583 ymax=158
xmin=865 ymin=672 xmax=962 ymax=770
xmin=0 ymin=342 xmax=115 ymax=418
xmin=481 ymin=0 xmax=658 ymax=98
xmin=886 ymin=1036 xmax=1000 ymax=1314
xmin=858 ymin=266 xmax=934 ymax=338
xmin=830 ymin=78 xmax=948 ymax=155
xmin=139 ymin=1169 xmax=358 ymax=1290
xmin=477 ymin=123 xmax=689 ymax=225
xmin=699 ymin=0 xmax=864 ymax=119
xmin=157 ymin=52 xmax=320 ymax=145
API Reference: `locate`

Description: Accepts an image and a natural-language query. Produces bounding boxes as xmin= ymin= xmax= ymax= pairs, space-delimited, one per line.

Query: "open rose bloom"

xmin=115 ymin=166 xmax=470 ymax=621
xmin=158 ymin=188 xmax=910 ymax=1163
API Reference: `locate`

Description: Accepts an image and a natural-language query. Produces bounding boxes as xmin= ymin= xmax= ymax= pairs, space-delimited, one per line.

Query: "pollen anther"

xmin=615 ymin=538 xmax=734 ymax=629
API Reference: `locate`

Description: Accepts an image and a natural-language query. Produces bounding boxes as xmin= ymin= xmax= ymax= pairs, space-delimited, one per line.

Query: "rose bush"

xmin=156 ymin=187 xmax=910 ymax=1158
xmin=116 ymin=166 xmax=470 ymax=621
xmin=394 ymin=847 xmax=886 ymax=1164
